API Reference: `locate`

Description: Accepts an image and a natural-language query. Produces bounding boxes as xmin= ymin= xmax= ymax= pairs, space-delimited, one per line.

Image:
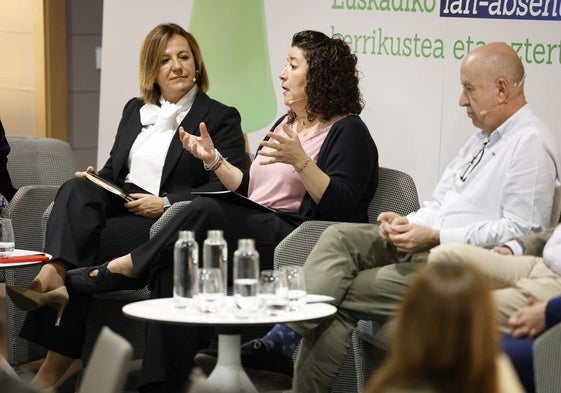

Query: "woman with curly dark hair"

xmin=67 ymin=30 xmax=379 ymax=393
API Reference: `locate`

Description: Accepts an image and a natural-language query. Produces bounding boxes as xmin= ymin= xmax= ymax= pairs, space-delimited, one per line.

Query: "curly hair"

xmin=288 ymin=30 xmax=363 ymax=124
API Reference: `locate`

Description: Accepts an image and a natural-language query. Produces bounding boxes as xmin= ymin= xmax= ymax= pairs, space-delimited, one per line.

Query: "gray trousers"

xmin=287 ymin=223 xmax=428 ymax=393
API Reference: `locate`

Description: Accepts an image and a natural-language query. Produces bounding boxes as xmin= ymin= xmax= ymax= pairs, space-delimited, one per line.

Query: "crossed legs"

xmin=285 ymin=223 xmax=427 ymax=392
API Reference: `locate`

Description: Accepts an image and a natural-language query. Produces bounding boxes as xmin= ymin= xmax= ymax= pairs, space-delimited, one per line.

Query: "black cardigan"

xmin=237 ymin=114 xmax=379 ymax=223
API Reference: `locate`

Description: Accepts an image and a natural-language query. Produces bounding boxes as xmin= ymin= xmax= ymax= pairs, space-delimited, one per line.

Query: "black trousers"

xmin=20 ymin=178 xmax=157 ymax=357
xmin=135 ymin=196 xmax=304 ymax=392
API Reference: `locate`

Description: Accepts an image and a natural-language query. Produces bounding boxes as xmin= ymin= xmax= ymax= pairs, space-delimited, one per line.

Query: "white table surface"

xmin=123 ymin=297 xmax=336 ymax=393
xmin=0 ymin=249 xmax=51 ymax=269
xmin=123 ymin=296 xmax=336 ymax=327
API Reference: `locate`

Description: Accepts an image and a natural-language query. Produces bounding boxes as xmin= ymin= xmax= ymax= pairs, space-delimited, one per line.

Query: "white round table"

xmin=123 ymin=297 xmax=337 ymax=393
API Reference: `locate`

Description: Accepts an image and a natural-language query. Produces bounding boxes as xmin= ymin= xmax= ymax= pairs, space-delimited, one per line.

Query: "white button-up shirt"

xmin=408 ymin=104 xmax=560 ymax=245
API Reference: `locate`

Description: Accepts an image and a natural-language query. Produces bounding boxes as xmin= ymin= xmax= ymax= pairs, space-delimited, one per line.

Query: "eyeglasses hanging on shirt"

xmin=459 ymin=137 xmax=490 ymax=182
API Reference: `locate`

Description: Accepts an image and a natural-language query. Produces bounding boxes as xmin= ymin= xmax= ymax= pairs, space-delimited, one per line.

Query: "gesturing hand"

xmin=179 ymin=122 xmax=216 ymax=163
xmin=258 ymin=123 xmax=307 ymax=167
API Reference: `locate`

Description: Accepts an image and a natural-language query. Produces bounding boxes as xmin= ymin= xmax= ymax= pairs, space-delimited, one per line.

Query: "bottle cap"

xmin=237 ymin=238 xmax=255 ymax=249
xmin=207 ymin=230 xmax=224 ymax=241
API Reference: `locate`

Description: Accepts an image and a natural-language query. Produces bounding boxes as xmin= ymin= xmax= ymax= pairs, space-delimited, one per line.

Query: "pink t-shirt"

xmin=248 ymin=116 xmax=343 ymax=211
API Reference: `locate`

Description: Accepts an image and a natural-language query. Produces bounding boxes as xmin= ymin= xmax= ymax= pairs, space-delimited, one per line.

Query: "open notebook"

xmin=191 ymin=190 xmax=275 ymax=212
xmin=85 ymin=172 xmax=134 ymax=202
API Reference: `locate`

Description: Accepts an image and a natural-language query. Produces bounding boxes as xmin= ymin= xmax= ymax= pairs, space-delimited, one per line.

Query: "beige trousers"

xmin=428 ymin=243 xmax=561 ymax=333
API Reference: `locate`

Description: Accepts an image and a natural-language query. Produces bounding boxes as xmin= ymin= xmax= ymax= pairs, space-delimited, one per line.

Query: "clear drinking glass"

xmin=0 ymin=218 xmax=15 ymax=257
xmin=196 ymin=268 xmax=224 ymax=313
xmin=258 ymin=270 xmax=289 ymax=316
xmin=282 ymin=266 xmax=307 ymax=311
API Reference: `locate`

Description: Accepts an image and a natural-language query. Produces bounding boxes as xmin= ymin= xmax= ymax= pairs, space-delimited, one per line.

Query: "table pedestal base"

xmin=206 ymin=333 xmax=257 ymax=393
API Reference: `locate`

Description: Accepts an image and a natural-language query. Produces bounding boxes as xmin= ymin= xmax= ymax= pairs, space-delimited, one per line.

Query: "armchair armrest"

xmin=4 ymin=185 xmax=59 ymax=364
xmin=273 ymin=220 xmax=339 ymax=270
xmin=149 ymin=201 xmax=191 ymax=239
xmin=533 ymin=322 xmax=561 ymax=393
xmin=3 ymin=185 xmax=59 ymax=252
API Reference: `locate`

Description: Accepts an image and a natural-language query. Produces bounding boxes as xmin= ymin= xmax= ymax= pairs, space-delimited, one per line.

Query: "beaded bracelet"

xmin=203 ymin=149 xmax=223 ymax=171
xmin=295 ymin=157 xmax=311 ymax=173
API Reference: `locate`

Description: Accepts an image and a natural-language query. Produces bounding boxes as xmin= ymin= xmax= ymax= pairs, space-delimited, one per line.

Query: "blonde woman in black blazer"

xmin=7 ymin=23 xmax=246 ymax=390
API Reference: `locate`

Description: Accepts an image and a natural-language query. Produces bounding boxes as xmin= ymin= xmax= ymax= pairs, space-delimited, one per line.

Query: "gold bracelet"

xmin=296 ymin=157 xmax=311 ymax=173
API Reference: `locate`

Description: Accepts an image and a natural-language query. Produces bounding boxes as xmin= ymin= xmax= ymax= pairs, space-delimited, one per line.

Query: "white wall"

xmin=99 ymin=0 xmax=561 ymax=202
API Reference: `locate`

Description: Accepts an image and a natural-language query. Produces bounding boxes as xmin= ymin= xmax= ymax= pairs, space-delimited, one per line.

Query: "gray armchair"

xmin=3 ymin=136 xmax=77 ymax=252
xmin=533 ymin=321 xmax=561 ymax=393
xmin=3 ymin=136 xmax=78 ymax=365
xmin=273 ymin=166 xmax=420 ymax=392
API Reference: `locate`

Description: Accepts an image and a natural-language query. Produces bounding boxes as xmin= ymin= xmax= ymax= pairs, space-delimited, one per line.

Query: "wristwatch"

xmin=163 ymin=196 xmax=171 ymax=212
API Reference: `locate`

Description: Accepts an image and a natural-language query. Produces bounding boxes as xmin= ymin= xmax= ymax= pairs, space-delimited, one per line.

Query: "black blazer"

xmin=97 ymin=92 xmax=246 ymax=204
xmin=0 ymin=119 xmax=17 ymax=201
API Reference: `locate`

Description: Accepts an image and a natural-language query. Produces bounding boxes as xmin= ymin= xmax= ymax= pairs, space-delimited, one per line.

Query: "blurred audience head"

xmin=367 ymin=260 xmax=498 ymax=393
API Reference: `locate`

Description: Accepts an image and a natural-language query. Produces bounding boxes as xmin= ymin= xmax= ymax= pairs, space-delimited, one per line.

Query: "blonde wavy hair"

xmin=138 ymin=23 xmax=208 ymax=104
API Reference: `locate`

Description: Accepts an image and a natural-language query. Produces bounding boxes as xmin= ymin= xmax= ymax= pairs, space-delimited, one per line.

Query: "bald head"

xmin=459 ymin=43 xmax=527 ymax=132
xmin=463 ymin=42 xmax=525 ymax=87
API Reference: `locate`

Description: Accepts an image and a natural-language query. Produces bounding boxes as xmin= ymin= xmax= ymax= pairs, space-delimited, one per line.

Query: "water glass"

xmin=234 ymin=276 xmax=261 ymax=318
xmin=282 ymin=266 xmax=307 ymax=311
xmin=258 ymin=270 xmax=289 ymax=316
xmin=196 ymin=268 xmax=224 ymax=313
xmin=0 ymin=218 xmax=15 ymax=257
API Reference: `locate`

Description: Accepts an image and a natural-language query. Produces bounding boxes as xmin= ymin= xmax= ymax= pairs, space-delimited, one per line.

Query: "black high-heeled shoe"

xmin=65 ymin=261 xmax=145 ymax=294
xmin=6 ymin=285 xmax=69 ymax=326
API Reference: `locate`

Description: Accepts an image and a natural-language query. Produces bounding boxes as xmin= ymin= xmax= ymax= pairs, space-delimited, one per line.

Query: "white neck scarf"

xmin=139 ymin=85 xmax=199 ymax=131
xmin=126 ymin=87 xmax=198 ymax=194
